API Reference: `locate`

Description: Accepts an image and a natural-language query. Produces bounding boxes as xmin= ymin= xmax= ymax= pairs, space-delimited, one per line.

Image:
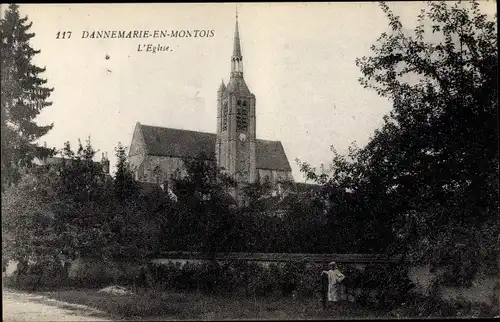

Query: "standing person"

xmin=321 ymin=261 xmax=345 ymax=307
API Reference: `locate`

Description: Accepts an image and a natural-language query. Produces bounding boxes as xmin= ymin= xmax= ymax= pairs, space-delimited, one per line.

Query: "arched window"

xmin=236 ymin=100 xmax=248 ymax=131
xmin=222 ymin=101 xmax=228 ymax=131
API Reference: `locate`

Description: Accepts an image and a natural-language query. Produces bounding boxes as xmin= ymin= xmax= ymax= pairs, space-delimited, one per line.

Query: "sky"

xmin=7 ymin=2 xmax=496 ymax=182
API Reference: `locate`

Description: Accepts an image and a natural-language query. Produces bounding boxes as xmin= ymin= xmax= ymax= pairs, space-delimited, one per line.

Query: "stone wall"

xmin=152 ymin=253 xmax=498 ymax=305
xmin=6 ymin=254 xmax=497 ymax=306
xmin=154 ymin=251 xmax=399 ymax=264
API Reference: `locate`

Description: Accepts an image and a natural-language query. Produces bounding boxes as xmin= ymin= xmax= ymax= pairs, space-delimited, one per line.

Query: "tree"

xmin=2 ymin=166 xmax=61 ymax=267
xmin=296 ymin=0 xmax=498 ymax=283
xmin=2 ymin=136 xmax=172 ymax=286
xmin=52 ymin=138 xmax=116 ymax=260
xmin=297 ymin=146 xmax=390 ymax=254
xmin=1 ymin=4 xmax=55 ymax=191
xmin=356 ymin=0 xmax=497 ymax=277
xmin=174 ymin=153 xmax=237 ymax=211
xmin=164 ymin=154 xmax=237 ymax=255
xmin=299 ymin=1 xmax=498 ymax=281
xmin=114 ymin=142 xmax=137 ymax=202
xmin=241 ymin=179 xmax=273 ymax=210
xmin=106 ymin=142 xmax=164 ymax=260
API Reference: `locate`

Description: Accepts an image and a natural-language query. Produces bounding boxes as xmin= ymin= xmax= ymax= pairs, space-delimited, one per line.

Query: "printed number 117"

xmin=56 ymin=31 xmax=72 ymax=39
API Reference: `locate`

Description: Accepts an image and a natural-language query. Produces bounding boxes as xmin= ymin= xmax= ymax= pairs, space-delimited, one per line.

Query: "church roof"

xmin=225 ymin=76 xmax=251 ymax=96
xmin=136 ymin=123 xmax=292 ymax=171
xmin=140 ymin=124 xmax=216 ymax=160
xmin=255 ymin=139 xmax=291 ymax=171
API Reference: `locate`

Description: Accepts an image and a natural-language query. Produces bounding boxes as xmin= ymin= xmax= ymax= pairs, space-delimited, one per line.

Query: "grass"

xmin=33 ymin=287 xmax=387 ymax=320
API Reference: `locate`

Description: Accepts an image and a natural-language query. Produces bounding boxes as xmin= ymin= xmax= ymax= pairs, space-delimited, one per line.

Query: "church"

xmin=128 ymin=13 xmax=294 ymax=203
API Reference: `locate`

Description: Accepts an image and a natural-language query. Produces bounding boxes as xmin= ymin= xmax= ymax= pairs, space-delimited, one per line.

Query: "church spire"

xmin=231 ymin=6 xmax=243 ymax=76
xmin=218 ymin=79 xmax=226 ymax=92
xmin=233 ymin=7 xmax=242 ymax=58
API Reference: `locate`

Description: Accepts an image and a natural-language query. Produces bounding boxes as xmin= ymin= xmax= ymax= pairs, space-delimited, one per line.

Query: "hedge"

xmin=144 ymin=260 xmax=415 ymax=310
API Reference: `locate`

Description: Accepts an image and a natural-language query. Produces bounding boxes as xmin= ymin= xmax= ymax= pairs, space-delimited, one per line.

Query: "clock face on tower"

xmin=239 ymin=133 xmax=247 ymax=142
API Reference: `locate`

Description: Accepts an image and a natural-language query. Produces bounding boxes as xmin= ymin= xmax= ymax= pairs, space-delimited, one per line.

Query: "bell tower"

xmin=216 ymin=10 xmax=257 ymax=202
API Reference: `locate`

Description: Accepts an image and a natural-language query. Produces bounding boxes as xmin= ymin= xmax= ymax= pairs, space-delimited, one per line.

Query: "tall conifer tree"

xmin=114 ymin=142 xmax=137 ymax=202
xmin=1 ymin=4 xmax=54 ymax=190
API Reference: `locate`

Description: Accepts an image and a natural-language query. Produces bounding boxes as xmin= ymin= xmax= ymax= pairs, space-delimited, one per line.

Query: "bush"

xmin=68 ymin=258 xmax=115 ymax=288
xmin=255 ymin=263 xmax=278 ymax=296
xmin=389 ymin=292 xmax=500 ymax=318
xmin=143 ymin=259 xmax=416 ymax=309
xmin=338 ymin=264 xmax=415 ymax=309
xmin=196 ymin=261 xmax=232 ymax=294
xmin=6 ymin=255 xmax=418 ymax=313
xmin=436 ymin=263 xmax=478 ymax=288
xmin=146 ymin=260 xmax=282 ymax=296
xmin=296 ymin=263 xmax=324 ymax=299
xmin=4 ymin=260 xmax=70 ymax=290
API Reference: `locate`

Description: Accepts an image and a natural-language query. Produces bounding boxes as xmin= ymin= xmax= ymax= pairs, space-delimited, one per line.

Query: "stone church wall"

xmin=129 ymin=153 xmax=145 ymax=180
xmin=129 ymin=153 xmax=144 ymax=171
xmin=135 ymin=155 xmax=293 ymax=186
xmin=128 ymin=125 xmax=147 ymax=177
xmin=141 ymin=155 xmax=189 ymax=183
xmin=257 ymin=169 xmax=293 ymax=184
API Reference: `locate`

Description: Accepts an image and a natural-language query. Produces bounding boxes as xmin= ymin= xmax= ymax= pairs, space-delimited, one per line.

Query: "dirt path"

xmin=3 ymin=289 xmax=112 ymax=321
